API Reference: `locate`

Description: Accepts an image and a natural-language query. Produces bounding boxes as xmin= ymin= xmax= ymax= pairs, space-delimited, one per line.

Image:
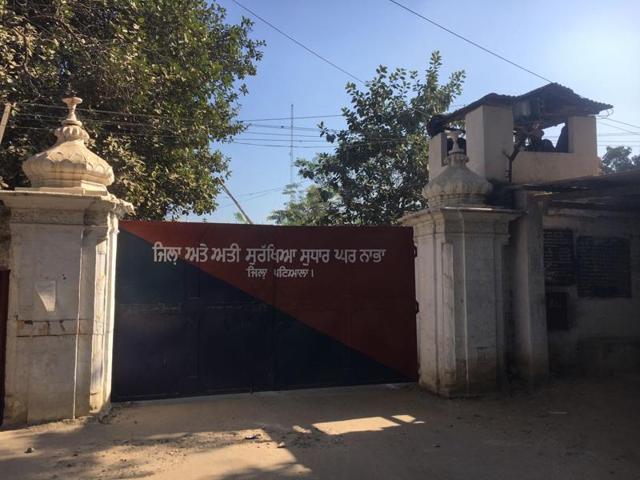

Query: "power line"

xmin=12 ymin=112 xmax=334 ymax=136
xmin=230 ymin=0 xmax=365 ymax=84
xmin=12 ymin=104 xmax=640 ymax=146
xmin=232 ymin=141 xmax=333 ymax=149
xmin=595 ymin=132 xmax=640 ymax=137
xmin=19 ymin=102 xmax=640 ymax=139
xmin=244 ymin=130 xmax=323 ymax=138
xmin=235 ymin=184 xmax=292 ymax=198
xmin=14 ymin=112 xmax=182 ymax=130
xmin=13 ymin=110 xmax=640 ymax=142
xmin=242 ymin=114 xmax=344 ymax=122
xmin=17 ymin=101 xmax=462 ymax=123
xmin=597 ymin=116 xmax=640 ymax=130
xmin=15 ymin=118 xmax=639 ymax=143
xmin=245 ymin=123 xmax=335 ymax=133
xmin=598 ymin=119 xmax=640 ymax=135
xmin=10 ymin=124 xmax=640 ymax=151
xmin=15 ymin=101 xmax=473 ymax=131
xmin=17 ymin=102 xmax=343 ymax=125
xmin=597 ymin=142 xmax=640 ymax=145
xmin=218 ymin=189 xmax=282 ymax=210
xmin=234 ymin=137 xmax=331 ymax=143
xmin=20 ymin=102 xmax=189 ymax=121
xmin=387 ymin=0 xmax=554 ymax=84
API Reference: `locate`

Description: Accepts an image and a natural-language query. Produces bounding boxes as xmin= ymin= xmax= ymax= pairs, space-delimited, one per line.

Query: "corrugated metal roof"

xmin=519 ymin=168 xmax=640 ymax=192
xmin=517 ymin=169 xmax=640 ymax=212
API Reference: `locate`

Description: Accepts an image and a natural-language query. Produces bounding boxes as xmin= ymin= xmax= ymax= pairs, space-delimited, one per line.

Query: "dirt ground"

xmin=1 ymin=376 xmax=639 ymax=480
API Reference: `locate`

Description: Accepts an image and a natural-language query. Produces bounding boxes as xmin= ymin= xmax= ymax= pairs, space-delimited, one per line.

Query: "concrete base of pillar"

xmin=403 ymin=206 xmax=520 ymax=397
xmin=0 ymin=189 xmax=130 ymax=425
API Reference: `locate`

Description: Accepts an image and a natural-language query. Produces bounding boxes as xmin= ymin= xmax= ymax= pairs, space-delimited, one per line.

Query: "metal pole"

xmin=220 ymin=182 xmax=253 ymax=224
xmin=289 ymin=103 xmax=294 ymax=190
xmin=0 ymin=103 xmax=13 ymax=144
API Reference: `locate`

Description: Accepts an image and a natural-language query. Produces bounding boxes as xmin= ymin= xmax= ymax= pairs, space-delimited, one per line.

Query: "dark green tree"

xmin=284 ymin=51 xmax=464 ymax=225
xmin=0 ymin=0 xmax=263 ymax=219
xmin=601 ymin=146 xmax=640 ymax=174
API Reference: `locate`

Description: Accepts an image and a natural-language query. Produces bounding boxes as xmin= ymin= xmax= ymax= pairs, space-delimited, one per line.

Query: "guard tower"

xmin=429 ymin=83 xmax=613 ymax=184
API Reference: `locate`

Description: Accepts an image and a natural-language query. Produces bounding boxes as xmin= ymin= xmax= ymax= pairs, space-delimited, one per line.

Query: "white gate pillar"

xmin=0 ymin=98 xmax=132 ymax=424
xmin=402 ymin=134 xmax=519 ymax=396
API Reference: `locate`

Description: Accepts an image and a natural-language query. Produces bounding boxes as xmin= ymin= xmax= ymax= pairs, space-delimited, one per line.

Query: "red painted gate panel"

xmin=114 ymin=221 xmax=417 ymax=400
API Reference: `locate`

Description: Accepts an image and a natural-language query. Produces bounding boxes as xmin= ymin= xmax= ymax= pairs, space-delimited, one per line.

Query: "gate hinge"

xmin=413 ymin=243 xmax=418 ymax=257
xmin=415 ymin=300 xmax=420 ymax=314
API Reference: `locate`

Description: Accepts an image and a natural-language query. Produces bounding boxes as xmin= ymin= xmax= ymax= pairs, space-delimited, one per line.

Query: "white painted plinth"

xmin=0 ymin=189 xmax=131 ymax=424
xmin=403 ymin=206 xmax=519 ymax=396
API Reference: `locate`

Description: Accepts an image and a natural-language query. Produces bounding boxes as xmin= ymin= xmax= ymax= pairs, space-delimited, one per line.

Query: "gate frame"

xmin=0 ymin=270 xmax=10 ymax=424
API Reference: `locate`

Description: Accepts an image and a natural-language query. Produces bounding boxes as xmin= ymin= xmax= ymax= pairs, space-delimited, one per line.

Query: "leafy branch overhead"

xmin=274 ymin=52 xmax=464 ymax=225
xmin=0 ymin=0 xmax=263 ymax=219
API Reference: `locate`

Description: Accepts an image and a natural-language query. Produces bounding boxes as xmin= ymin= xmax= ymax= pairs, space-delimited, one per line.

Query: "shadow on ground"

xmin=1 ymin=376 xmax=639 ymax=479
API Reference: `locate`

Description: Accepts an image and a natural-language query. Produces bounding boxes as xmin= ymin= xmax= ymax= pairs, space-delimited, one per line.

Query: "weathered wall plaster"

xmin=543 ymin=209 xmax=640 ymax=373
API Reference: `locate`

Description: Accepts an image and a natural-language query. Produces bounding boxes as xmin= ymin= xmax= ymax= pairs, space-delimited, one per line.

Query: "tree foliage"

xmin=282 ymin=51 xmax=464 ymax=225
xmin=0 ymin=0 xmax=263 ymax=219
xmin=601 ymin=146 xmax=640 ymax=174
xmin=268 ymin=183 xmax=333 ymax=226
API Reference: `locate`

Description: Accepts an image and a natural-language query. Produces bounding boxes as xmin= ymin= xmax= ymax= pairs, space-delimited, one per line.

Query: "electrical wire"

xmin=597 ymin=116 xmax=640 ymax=130
xmin=12 ymin=119 xmax=639 ymax=146
xmin=597 ymin=120 xmax=640 ymax=135
xmin=386 ymin=1 xmax=640 ymax=132
xmin=12 ymin=111 xmax=336 ymax=135
xmin=243 ymin=130 xmax=323 ymax=138
xmin=230 ymin=0 xmax=365 ymax=84
xmin=219 ymin=182 xmax=253 ymax=223
xmin=229 ymin=137 xmax=333 ymax=143
xmin=242 ymin=114 xmax=344 ymax=122
xmin=16 ymin=104 xmax=344 ymax=127
xmin=231 ymin=141 xmax=333 ymax=149
xmin=19 ymin=102 xmax=640 ymax=139
xmin=10 ymin=123 xmax=640 ymax=152
xmin=235 ymin=184 xmax=293 ymax=198
xmin=4 ymin=126 xmax=351 ymax=148
xmin=387 ymin=0 xmax=554 ymax=84
xmin=217 ymin=189 xmax=282 ymax=210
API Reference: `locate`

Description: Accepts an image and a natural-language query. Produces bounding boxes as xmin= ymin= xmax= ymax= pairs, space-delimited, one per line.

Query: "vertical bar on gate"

xmin=0 ymin=270 xmax=10 ymax=424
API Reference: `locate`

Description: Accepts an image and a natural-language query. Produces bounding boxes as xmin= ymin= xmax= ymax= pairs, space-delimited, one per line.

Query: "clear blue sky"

xmin=195 ymin=0 xmax=640 ymax=224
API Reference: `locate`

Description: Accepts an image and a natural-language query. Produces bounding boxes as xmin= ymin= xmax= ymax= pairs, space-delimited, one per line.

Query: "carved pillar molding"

xmin=403 ymin=207 xmax=519 ymax=396
xmin=402 ymin=132 xmax=520 ymax=396
xmin=0 ymin=98 xmax=133 ymax=425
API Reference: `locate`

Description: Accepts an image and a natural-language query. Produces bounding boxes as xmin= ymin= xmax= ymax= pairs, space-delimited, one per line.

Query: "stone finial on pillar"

xmin=402 ymin=131 xmax=520 ymax=397
xmin=0 ymin=97 xmax=132 ymax=425
xmin=423 ymin=132 xmax=493 ymax=208
xmin=22 ymin=97 xmax=115 ymax=193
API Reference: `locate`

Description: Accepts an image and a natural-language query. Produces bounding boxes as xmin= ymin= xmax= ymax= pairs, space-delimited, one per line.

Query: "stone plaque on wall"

xmin=544 ymin=229 xmax=575 ymax=286
xmin=577 ymin=236 xmax=631 ymax=298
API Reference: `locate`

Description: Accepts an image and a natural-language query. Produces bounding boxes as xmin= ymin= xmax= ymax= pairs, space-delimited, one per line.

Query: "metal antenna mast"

xmin=289 ymin=104 xmax=294 ymax=192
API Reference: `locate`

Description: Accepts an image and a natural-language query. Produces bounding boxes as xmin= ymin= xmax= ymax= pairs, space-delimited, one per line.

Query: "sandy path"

xmin=1 ymin=377 xmax=639 ymax=479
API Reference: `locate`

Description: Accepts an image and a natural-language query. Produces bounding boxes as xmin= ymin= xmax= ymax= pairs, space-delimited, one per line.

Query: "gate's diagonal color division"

xmin=113 ymin=221 xmax=417 ymax=400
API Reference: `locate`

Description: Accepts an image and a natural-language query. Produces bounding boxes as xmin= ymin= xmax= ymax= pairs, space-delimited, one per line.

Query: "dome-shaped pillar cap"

xmin=423 ymin=131 xmax=493 ymax=208
xmin=22 ymin=97 xmax=114 ymax=193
